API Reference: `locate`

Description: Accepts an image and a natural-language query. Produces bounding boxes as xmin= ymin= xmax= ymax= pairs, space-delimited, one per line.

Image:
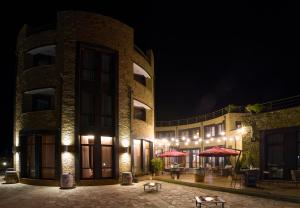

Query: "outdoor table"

xmin=143 ymin=182 xmax=162 ymax=192
xmin=195 ymin=196 xmax=226 ymax=208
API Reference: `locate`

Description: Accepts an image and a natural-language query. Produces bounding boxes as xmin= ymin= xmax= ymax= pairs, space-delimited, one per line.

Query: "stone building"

xmin=155 ymin=97 xmax=300 ymax=180
xmin=13 ymin=11 xmax=154 ymax=185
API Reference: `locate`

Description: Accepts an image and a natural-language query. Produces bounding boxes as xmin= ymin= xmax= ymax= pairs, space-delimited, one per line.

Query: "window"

xmin=235 ymin=121 xmax=242 ymax=129
xmin=79 ymin=45 xmax=115 ymax=131
xmin=266 ymin=133 xmax=284 ymax=179
xmin=217 ymin=122 xmax=225 ymax=136
xmin=134 ymin=107 xmax=146 ymax=121
xmin=80 ymin=135 xmax=114 ymax=179
xmin=22 ymin=88 xmax=55 ymax=112
xmin=155 ymin=131 xmax=175 ymax=139
xmin=134 ymin=74 xmax=146 ymax=86
xmin=204 ymin=125 xmax=216 ymax=138
xmin=133 ymin=63 xmax=150 ymax=87
xmin=24 ymin=45 xmax=56 ymax=69
xmin=21 ymin=134 xmax=56 ymax=179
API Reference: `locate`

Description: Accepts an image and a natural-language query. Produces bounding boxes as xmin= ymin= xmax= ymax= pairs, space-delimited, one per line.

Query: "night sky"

xmin=1 ymin=1 xmax=300 ymax=157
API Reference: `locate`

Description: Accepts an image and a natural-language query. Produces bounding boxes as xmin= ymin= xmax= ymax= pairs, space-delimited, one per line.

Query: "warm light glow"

xmin=62 ymin=135 xmax=72 ymax=146
xmin=182 ymin=136 xmax=186 ymax=141
xmin=171 ymin=137 xmax=175 ymax=141
xmin=175 ymin=139 xmax=179 ymax=142
xmin=187 ymin=138 xmax=191 ymax=142
xmin=195 ymin=141 xmax=199 ymax=145
xmin=198 ymin=138 xmax=202 ymax=142
xmin=220 ymin=131 xmax=225 ymax=136
xmin=185 ymin=142 xmax=188 ymax=145
xmin=2 ymin=162 xmax=7 ymax=166
xmin=235 ymin=136 xmax=240 ymax=141
xmin=205 ymin=140 xmax=210 ymax=144
xmin=205 ymin=197 xmax=214 ymax=202
xmin=150 ymin=182 xmax=155 ymax=186
xmin=15 ymin=134 xmax=19 ymax=147
xmin=223 ymin=136 xmax=227 ymax=141
xmin=122 ymin=139 xmax=130 ymax=147
xmin=61 ymin=151 xmax=75 ymax=174
xmin=229 ymin=137 xmax=233 ymax=141
xmin=217 ymin=139 xmax=221 ymax=143
xmin=15 ymin=152 xmax=20 ymax=172
xmin=206 ymin=133 xmax=211 ymax=138
xmin=193 ymin=135 xmax=198 ymax=139
xmin=238 ymin=127 xmax=246 ymax=135
xmin=210 ymin=138 xmax=214 ymax=141
xmin=176 ymin=142 xmax=179 ymax=146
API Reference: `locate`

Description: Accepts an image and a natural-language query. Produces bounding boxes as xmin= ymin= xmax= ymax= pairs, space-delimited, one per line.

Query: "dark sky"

xmin=1 ymin=1 xmax=300 ymax=156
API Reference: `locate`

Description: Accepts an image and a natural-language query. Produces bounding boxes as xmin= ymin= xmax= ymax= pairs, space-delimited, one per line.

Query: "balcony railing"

xmin=156 ymin=95 xmax=300 ymax=127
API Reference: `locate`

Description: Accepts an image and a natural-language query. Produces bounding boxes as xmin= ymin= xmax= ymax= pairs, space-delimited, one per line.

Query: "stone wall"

xmin=242 ymin=106 xmax=300 ymax=167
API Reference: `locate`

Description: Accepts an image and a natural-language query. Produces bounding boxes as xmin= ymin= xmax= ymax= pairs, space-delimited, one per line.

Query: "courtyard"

xmin=0 ymin=177 xmax=299 ymax=208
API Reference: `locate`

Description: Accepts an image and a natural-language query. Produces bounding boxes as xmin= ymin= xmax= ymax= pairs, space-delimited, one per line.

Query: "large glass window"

xmin=80 ymin=135 xmax=114 ymax=179
xmin=133 ymin=140 xmax=142 ymax=175
xmin=22 ymin=134 xmax=56 ymax=179
xmin=79 ymin=46 xmax=115 ymax=132
xmin=266 ymin=133 xmax=284 ymax=179
xmin=41 ymin=135 xmax=55 ymax=179
xmin=27 ymin=135 xmax=35 ymax=178
xmin=204 ymin=125 xmax=216 ymax=138
xmin=144 ymin=141 xmax=150 ymax=173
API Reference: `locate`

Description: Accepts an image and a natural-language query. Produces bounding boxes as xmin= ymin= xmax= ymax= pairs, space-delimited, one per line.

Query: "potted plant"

xmin=151 ymin=157 xmax=163 ymax=176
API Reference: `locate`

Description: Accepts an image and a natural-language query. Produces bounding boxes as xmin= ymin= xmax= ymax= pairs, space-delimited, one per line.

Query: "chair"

xmin=291 ymin=170 xmax=300 ymax=187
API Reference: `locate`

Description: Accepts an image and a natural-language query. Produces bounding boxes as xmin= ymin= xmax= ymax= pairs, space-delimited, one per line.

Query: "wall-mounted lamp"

xmin=12 ymin=146 xmax=20 ymax=154
xmin=121 ymin=146 xmax=130 ymax=153
xmin=62 ymin=145 xmax=75 ymax=152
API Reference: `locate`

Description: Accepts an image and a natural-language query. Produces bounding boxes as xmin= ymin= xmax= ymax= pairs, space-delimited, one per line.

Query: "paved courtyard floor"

xmin=0 ymin=178 xmax=299 ymax=208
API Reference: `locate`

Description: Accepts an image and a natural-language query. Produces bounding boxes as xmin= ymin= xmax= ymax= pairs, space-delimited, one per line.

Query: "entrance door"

xmin=80 ymin=135 xmax=114 ymax=179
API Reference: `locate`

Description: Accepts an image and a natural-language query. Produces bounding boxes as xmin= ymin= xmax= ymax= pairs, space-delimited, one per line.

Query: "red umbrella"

xmin=199 ymin=146 xmax=240 ymax=157
xmin=159 ymin=150 xmax=188 ymax=157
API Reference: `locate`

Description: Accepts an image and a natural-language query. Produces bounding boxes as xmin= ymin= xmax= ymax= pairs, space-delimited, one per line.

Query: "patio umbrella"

xmin=159 ymin=150 xmax=188 ymax=157
xmin=199 ymin=146 xmax=240 ymax=157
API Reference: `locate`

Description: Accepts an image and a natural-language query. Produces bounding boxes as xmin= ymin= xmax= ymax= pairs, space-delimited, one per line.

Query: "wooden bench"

xmin=291 ymin=170 xmax=300 ymax=187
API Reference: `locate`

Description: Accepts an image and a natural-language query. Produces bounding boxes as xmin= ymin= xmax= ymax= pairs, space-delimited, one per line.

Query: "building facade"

xmin=155 ymin=97 xmax=300 ymax=180
xmin=13 ymin=11 xmax=155 ymax=185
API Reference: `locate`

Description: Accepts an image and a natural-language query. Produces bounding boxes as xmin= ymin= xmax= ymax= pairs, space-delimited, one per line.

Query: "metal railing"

xmin=156 ymin=95 xmax=300 ymax=127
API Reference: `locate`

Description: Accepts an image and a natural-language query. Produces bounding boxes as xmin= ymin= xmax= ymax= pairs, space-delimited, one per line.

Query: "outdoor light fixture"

xmin=193 ymin=135 xmax=198 ymax=139
xmin=182 ymin=136 xmax=186 ymax=141
xmin=206 ymin=133 xmax=211 ymax=138
xmin=205 ymin=140 xmax=210 ymax=144
xmin=198 ymin=138 xmax=202 ymax=142
xmin=2 ymin=162 xmax=7 ymax=166
xmin=171 ymin=137 xmax=175 ymax=141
